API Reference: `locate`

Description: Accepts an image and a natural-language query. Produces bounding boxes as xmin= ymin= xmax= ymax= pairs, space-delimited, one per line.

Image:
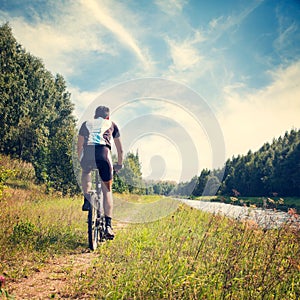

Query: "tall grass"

xmin=0 ymin=155 xmax=87 ymax=281
xmin=67 ymin=205 xmax=300 ymax=299
xmin=1 ymin=155 xmax=299 ymax=299
xmin=0 ymin=189 xmax=86 ymax=279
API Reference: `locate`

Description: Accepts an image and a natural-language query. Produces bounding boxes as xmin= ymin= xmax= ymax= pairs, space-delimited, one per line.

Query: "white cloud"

xmin=218 ymin=61 xmax=300 ymax=158
xmin=155 ymin=0 xmax=188 ymax=15
xmin=129 ymin=134 xmax=182 ymax=182
xmin=274 ymin=8 xmax=298 ymax=56
xmin=110 ymin=99 xmax=214 ymax=182
xmin=167 ymin=39 xmax=203 ymax=71
xmin=68 ymin=86 xmax=100 ymax=121
xmin=164 ymin=32 xmax=211 ymax=85
xmin=3 ymin=3 xmax=115 ymax=75
xmin=209 ymin=16 xmax=223 ymax=30
xmin=81 ymin=0 xmax=152 ymax=69
xmin=207 ymin=0 xmax=264 ymax=41
xmin=1 ymin=0 xmax=153 ymax=76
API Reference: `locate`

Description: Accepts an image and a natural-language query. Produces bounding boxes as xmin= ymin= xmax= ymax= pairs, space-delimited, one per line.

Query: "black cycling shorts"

xmin=80 ymin=145 xmax=113 ymax=182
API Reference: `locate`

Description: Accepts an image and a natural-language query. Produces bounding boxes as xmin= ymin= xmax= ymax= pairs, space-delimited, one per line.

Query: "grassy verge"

xmin=0 ymin=186 xmax=87 ymax=281
xmin=65 ymin=204 xmax=300 ymax=299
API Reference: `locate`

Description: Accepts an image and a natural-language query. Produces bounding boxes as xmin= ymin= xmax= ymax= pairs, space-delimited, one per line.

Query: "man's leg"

xmin=81 ymin=169 xmax=92 ymax=194
xmin=101 ymin=180 xmax=113 ymax=217
xmin=81 ymin=169 xmax=92 ymax=211
xmin=101 ymin=180 xmax=114 ymax=239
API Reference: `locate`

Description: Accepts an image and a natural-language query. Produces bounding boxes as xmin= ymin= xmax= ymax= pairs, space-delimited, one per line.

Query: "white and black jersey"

xmin=79 ymin=118 xmax=120 ymax=150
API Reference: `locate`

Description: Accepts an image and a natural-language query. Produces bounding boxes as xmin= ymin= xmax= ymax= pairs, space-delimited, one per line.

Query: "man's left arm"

xmin=113 ymin=137 xmax=123 ymax=166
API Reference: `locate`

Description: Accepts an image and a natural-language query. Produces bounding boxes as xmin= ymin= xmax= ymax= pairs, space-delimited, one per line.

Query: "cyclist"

xmin=77 ymin=106 xmax=123 ymax=239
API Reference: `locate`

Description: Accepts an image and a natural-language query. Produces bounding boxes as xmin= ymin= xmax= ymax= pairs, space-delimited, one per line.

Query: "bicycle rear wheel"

xmin=88 ymin=193 xmax=100 ymax=250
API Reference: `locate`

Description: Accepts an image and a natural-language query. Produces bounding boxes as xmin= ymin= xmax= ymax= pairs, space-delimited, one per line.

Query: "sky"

xmin=1 ymin=0 xmax=300 ymax=183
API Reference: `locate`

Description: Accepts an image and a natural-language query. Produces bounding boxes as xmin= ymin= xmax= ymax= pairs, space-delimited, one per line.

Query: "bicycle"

xmin=86 ymin=169 xmax=108 ymax=251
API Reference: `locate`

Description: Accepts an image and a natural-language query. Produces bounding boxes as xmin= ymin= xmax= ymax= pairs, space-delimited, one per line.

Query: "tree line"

xmin=0 ymin=23 xmax=78 ymax=194
xmin=112 ymin=151 xmax=177 ymax=195
xmin=173 ymin=129 xmax=300 ymax=197
xmin=0 ymin=23 xmax=156 ymax=196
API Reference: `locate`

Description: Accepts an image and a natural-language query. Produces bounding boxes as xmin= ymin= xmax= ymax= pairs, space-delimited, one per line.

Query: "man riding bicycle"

xmin=77 ymin=106 xmax=123 ymax=240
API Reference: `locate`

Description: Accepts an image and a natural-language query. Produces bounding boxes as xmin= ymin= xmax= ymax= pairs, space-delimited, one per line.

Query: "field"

xmin=0 ymin=159 xmax=299 ymax=299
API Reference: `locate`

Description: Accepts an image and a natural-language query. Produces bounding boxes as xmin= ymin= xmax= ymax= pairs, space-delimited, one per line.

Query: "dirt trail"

xmin=8 ymin=251 xmax=96 ymax=299
xmin=7 ymin=223 xmax=127 ymax=299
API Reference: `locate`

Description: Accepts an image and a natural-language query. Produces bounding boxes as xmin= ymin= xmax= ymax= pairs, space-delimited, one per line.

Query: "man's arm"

xmin=77 ymin=135 xmax=84 ymax=160
xmin=113 ymin=137 xmax=123 ymax=166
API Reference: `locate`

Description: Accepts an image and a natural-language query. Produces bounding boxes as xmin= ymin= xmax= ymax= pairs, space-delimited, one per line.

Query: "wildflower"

xmin=0 ymin=276 xmax=5 ymax=288
xmin=288 ymin=208 xmax=299 ymax=219
xmin=288 ymin=208 xmax=297 ymax=216
xmin=232 ymin=189 xmax=240 ymax=197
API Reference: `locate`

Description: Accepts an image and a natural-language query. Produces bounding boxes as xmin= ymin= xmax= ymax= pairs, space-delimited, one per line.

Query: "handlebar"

xmin=113 ymin=164 xmax=122 ymax=173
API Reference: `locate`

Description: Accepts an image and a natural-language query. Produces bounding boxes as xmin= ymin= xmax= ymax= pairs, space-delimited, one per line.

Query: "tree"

xmin=0 ymin=23 xmax=78 ymax=194
xmin=192 ymin=169 xmax=210 ymax=196
xmin=175 ymin=129 xmax=300 ymax=197
xmin=113 ymin=151 xmax=144 ymax=194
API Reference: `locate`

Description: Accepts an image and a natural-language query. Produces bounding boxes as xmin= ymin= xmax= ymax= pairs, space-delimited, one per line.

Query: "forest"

xmin=174 ymin=129 xmax=300 ymax=197
xmin=1 ymin=23 xmax=299 ymax=197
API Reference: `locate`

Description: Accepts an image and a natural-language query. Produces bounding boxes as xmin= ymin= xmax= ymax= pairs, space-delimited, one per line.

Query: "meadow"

xmin=0 ymin=157 xmax=299 ymax=299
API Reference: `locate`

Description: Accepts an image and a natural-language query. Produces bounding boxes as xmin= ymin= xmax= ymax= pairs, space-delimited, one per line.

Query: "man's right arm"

xmin=77 ymin=135 xmax=84 ymax=160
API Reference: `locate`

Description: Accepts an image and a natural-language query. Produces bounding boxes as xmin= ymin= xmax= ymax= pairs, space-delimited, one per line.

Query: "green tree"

xmin=0 ymin=23 xmax=78 ymax=194
xmin=113 ymin=151 xmax=144 ymax=194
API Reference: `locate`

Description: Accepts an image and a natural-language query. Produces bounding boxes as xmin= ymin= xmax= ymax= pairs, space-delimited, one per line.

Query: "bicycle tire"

xmin=88 ymin=193 xmax=99 ymax=250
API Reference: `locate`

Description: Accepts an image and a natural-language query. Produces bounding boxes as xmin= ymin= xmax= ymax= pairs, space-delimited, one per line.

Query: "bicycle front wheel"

xmin=88 ymin=194 xmax=99 ymax=250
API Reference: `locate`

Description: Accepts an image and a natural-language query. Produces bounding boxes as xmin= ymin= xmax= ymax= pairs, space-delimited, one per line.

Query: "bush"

xmin=0 ymin=166 xmax=15 ymax=198
xmin=9 ymin=220 xmax=37 ymax=245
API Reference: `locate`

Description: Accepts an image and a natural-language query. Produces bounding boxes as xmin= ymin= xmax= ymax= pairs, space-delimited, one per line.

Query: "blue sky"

xmin=1 ymin=0 xmax=300 ymax=182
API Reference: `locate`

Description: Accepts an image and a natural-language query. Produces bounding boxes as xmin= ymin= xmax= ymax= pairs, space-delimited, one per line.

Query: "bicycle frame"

xmin=87 ymin=169 xmax=106 ymax=250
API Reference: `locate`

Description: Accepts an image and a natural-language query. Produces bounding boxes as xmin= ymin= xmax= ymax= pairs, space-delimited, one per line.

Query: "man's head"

xmin=95 ymin=106 xmax=110 ymax=119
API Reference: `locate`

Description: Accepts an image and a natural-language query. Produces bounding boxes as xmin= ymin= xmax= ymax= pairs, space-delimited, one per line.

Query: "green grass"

xmin=113 ymin=194 xmax=179 ymax=223
xmin=0 ymin=187 xmax=87 ymax=280
xmin=69 ymin=205 xmax=300 ymax=299
xmin=114 ymin=193 xmax=166 ymax=203
xmin=0 ymin=155 xmax=299 ymax=299
xmin=1 ymin=188 xmax=300 ymax=299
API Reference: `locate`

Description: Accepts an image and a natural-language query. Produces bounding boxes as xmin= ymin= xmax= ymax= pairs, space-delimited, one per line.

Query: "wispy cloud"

xmin=82 ymin=0 xmax=151 ymax=69
xmin=218 ymin=60 xmax=300 ymax=157
xmin=207 ymin=0 xmax=264 ymax=41
xmin=155 ymin=0 xmax=188 ymax=15
xmin=163 ymin=31 xmax=211 ymax=85
xmin=1 ymin=0 xmax=153 ymax=76
xmin=274 ymin=6 xmax=298 ymax=58
xmin=1 ymin=3 xmax=116 ymax=75
xmin=167 ymin=38 xmax=203 ymax=71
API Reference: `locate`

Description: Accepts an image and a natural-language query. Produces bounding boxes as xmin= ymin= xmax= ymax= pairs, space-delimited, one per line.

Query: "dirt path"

xmin=8 ymin=250 xmax=96 ymax=299
xmin=7 ymin=223 xmax=127 ymax=299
